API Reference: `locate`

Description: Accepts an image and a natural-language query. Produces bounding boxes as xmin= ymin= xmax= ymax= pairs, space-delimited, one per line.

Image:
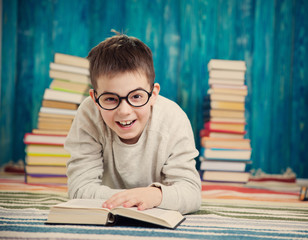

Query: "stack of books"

xmin=23 ymin=53 xmax=90 ymax=185
xmin=199 ymin=59 xmax=252 ymax=184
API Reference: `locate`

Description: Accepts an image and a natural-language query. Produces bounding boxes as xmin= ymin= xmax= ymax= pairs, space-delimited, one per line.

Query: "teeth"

xmin=119 ymin=120 xmax=133 ymax=126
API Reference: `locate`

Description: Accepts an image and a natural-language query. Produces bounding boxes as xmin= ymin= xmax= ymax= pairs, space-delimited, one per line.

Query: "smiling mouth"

xmin=117 ymin=120 xmax=136 ymax=127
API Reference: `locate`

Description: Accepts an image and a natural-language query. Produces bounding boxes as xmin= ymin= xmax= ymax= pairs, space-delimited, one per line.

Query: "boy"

xmin=64 ymin=33 xmax=201 ymax=214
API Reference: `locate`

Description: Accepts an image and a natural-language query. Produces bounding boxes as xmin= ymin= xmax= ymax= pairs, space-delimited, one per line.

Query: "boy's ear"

xmin=150 ymin=83 xmax=160 ymax=104
xmin=89 ymin=89 xmax=101 ymax=110
xmin=89 ymin=89 xmax=100 ymax=110
xmin=89 ymin=89 xmax=96 ymax=102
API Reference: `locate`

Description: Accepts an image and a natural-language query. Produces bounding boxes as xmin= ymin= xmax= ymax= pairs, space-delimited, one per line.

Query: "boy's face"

xmin=90 ymin=71 xmax=160 ymax=144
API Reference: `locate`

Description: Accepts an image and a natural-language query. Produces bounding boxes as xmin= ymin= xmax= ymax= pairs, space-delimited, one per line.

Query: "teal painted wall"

xmin=1 ymin=0 xmax=308 ymax=177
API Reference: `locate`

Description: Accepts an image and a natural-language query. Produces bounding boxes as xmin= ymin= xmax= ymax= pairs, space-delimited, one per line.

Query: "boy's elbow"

xmin=68 ymin=183 xmax=79 ymax=199
xmin=177 ymin=182 xmax=202 ymax=214
xmin=193 ymin=192 xmax=202 ymax=213
xmin=185 ymin=188 xmax=202 ymax=214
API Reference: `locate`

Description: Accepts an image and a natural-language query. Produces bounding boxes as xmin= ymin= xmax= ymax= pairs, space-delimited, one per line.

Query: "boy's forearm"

xmin=69 ymin=180 xmax=123 ymax=200
xmin=151 ymin=181 xmax=201 ymax=214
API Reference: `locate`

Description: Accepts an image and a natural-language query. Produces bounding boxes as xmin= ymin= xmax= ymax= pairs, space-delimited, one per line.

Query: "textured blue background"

xmin=1 ymin=0 xmax=308 ymax=177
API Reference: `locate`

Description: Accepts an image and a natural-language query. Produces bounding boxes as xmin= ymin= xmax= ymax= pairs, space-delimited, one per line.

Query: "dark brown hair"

xmin=87 ymin=33 xmax=155 ymax=90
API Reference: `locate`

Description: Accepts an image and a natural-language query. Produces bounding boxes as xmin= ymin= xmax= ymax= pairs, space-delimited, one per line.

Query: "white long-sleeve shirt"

xmin=64 ymin=95 xmax=201 ymax=214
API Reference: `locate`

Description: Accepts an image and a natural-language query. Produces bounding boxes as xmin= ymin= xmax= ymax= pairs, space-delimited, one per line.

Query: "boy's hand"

xmin=102 ymin=187 xmax=162 ymax=211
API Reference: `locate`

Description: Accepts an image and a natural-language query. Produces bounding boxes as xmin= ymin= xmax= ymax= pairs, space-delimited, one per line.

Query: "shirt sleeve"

xmin=64 ymin=98 xmax=122 ymax=199
xmin=151 ymin=109 xmax=202 ymax=214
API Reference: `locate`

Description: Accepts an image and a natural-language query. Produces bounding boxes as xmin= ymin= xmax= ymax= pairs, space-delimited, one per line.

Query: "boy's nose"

xmin=117 ymin=99 xmax=132 ymax=115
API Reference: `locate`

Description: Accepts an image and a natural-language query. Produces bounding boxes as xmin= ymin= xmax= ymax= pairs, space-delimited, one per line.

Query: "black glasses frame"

xmin=94 ymin=87 xmax=153 ymax=110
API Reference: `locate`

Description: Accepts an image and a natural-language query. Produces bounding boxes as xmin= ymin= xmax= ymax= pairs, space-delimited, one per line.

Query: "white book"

xmin=54 ymin=53 xmax=89 ymax=69
xmin=208 ymin=59 xmax=246 ymax=71
xmin=24 ymin=133 xmax=67 ymax=145
xmin=43 ymin=89 xmax=87 ymax=104
xmin=201 ymin=171 xmax=250 ymax=183
xmin=211 ymin=84 xmax=247 ymax=90
xmin=209 ymin=84 xmax=248 ymax=96
xmin=40 ymin=107 xmax=77 ymax=116
xmin=207 ymin=93 xmax=246 ymax=102
xmin=209 ymin=70 xmax=246 ymax=80
xmin=207 ymin=132 xmax=245 ymax=139
xmin=50 ymin=62 xmax=89 ymax=76
xmin=46 ymin=199 xmax=185 ymax=229
xmin=204 ymin=149 xmax=252 ymax=161
xmin=49 ymin=70 xmax=90 ymax=84
xmin=200 ymin=160 xmax=247 ymax=172
xmin=209 ymin=117 xmax=246 ymax=123
xmin=209 ymin=78 xmax=245 ymax=86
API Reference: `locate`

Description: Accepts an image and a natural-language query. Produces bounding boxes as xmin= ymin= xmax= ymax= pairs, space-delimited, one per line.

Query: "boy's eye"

xmin=104 ymin=97 xmax=117 ymax=102
xmin=100 ymin=94 xmax=119 ymax=104
xmin=132 ymin=94 xmax=142 ymax=99
xmin=129 ymin=92 xmax=145 ymax=103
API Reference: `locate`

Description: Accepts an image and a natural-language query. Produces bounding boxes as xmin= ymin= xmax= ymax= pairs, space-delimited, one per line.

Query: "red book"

xmin=204 ymin=121 xmax=246 ymax=133
xmin=199 ymin=129 xmax=246 ymax=139
xmin=24 ymin=133 xmax=66 ymax=146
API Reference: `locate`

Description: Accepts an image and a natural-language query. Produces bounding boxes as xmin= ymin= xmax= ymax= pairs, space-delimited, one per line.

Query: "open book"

xmin=46 ymin=199 xmax=185 ymax=229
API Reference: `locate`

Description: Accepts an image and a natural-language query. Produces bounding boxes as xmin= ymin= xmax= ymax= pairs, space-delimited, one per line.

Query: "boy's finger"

xmin=122 ymin=198 xmax=141 ymax=208
xmin=137 ymin=202 xmax=148 ymax=211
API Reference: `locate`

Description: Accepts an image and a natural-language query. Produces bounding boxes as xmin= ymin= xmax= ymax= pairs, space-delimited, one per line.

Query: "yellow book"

xmin=25 ymin=165 xmax=67 ymax=175
xmin=26 ymin=175 xmax=67 ymax=185
xmin=26 ymin=155 xmax=69 ymax=166
xmin=26 ymin=144 xmax=69 ymax=156
xmin=210 ymin=101 xmax=245 ymax=111
xmin=201 ymin=137 xmax=251 ymax=149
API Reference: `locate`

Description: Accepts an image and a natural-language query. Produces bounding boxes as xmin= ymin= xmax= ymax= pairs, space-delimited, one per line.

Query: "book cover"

xmin=24 ymin=133 xmax=67 ymax=146
xmin=26 ymin=174 xmax=67 ymax=185
xmin=201 ymin=137 xmax=251 ymax=149
xmin=204 ymin=121 xmax=246 ymax=133
xmin=200 ymin=127 xmax=246 ymax=135
xmin=49 ymin=62 xmax=89 ymax=76
xmin=25 ymin=165 xmax=67 ymax=175
xmin=208 ymin=84 xmax=248 ymax=96
xmin=38 ymin=116 xmax=73 ymax=124
xmin=203 ymin=100 xmax=245 ymax=111
xmin=54 ymin=53 xmax=89 ymax=69
xmin=200 ymin=170 xmax=251 ymax=184
xmin=38 ymin=112 xmax=75 ymax=121
xmin=46 ymin=199 xmax=185 ymax=229
xmin=208 ymin=59 xmax=246 ymax=71
xmin=43 ymin=89 xmax=87 ymax=105
xmin=208 ymin=88 xmax=248 ymax=96
xmin=207 ymin=117 xmax=246 ymax=124
xmin=25 ymin=155 xmax=68 ymax=166
xmin=50 ymin=79 xmax=90 ymax=95
xmin=205 ymin=93 xmax=245 ymax=103
xmin=203 ymin=109 xmax=245 ymax=119
xmin=209 ymin=70 xmax=246 ymax=80
xmin=200 ymin=129 xmax=245 ymax=139
xmin=208 ymin=78 xmax=244 ymax=86
xmin=200 ymin=148 xmax=252 ymax=161
xmin=32 ymin=128 xmax=69 ymax=136
xmin=42 ymin=100 xmax=78 ymax=110
xmin=49 ymin=70 xmax=90 ymax=84
xmin=38 ymin=119 xmax=72 ymax=131
xmin=26 ymin=144 xmax=69 ymax=155
xmin=199 ymin=160 xmax=251 ymax=172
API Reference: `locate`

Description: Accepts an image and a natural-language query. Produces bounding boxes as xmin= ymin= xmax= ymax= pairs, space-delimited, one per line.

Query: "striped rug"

xmin=1 ymin=177 xmax=308 ymax=239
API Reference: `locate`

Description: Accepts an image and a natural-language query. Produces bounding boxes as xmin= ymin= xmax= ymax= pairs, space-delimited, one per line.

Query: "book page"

xmin=55 ymin=199 xmax=107 ymax=209
xmin=111 ymin=207 xmax=184 ymax=228
xmin=47 ymin=199 xmax=110 ymax=225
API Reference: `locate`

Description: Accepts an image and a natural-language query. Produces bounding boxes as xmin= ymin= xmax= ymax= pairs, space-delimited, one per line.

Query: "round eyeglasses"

xmin=94 ymin=88 xmax=153 ymax=110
